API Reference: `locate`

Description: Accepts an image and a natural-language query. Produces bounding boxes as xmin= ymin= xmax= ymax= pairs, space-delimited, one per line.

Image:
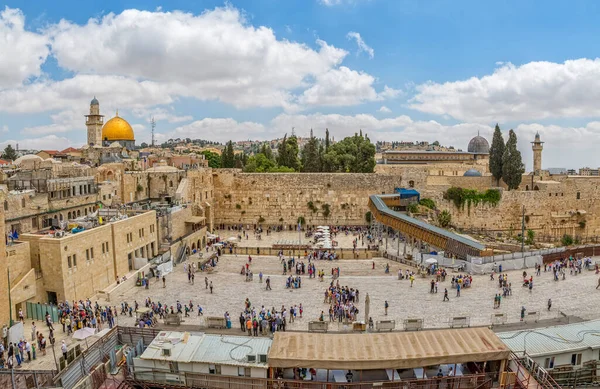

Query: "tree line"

xmin=208 ymin=129 xmax=376 ymax=173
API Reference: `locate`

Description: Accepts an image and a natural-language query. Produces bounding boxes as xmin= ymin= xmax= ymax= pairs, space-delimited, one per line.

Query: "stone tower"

xmin=85 ymin=97 xmax=104 ymax=146
xmin=531 ymin=132 xmax=544 ymax=174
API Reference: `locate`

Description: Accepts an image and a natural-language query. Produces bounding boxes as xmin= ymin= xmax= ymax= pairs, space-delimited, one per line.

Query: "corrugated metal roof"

xmin=140 ymin=331 xmax=272 ymax=367
xmin=370 ymin=195 xmax=485 ymax=250
xmin=498 ymin=319 xmax=600 ymax=357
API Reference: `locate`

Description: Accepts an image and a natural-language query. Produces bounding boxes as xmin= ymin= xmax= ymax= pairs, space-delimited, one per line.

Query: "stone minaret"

xmin=85 ymin=97 xmax=104 ymax=146
xmin=531 ymin=132 xmax=544 ymax=174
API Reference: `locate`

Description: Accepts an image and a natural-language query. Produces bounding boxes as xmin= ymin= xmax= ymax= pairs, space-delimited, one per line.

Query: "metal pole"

xmin=521 ymin=205 xmax=526 ymax=268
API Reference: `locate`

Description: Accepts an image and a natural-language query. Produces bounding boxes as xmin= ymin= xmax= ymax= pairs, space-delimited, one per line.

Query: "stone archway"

xmin=534 ymin=186 xmax=539 ymax=191
xmin=525 ymin=185 xmax=529 ymax=191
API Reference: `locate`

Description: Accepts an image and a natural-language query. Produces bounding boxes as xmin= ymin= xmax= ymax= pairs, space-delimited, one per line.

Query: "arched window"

xmin=525 ymin=185 xmax=529 ymax=191
xmin=59 ymin=214 xmax=63 ymax=221
xmin=169 ymin=180 xmax=173 ymax=188
xmin=77 ymin=210 xmax=81 ymax=217
xmin=534 ymin=186 xmax=539 ymax=191
xmin=408 ymin=180 xmax=415 ymax=188
xmin=68 ymin=212 xmax=72 ymax=219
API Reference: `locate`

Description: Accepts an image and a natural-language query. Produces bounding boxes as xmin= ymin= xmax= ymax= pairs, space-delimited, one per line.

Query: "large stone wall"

xmin=212 ymin=170 xmax=402 ymax=226
xmin=429 ymin=176 xmax=600 ymax=239
xmin=0 ymin=192 xmax=8 ymax=327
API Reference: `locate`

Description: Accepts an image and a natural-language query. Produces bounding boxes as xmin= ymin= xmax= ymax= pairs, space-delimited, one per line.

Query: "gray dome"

xmin=463 ymin=168 xmax=482 ymax=177
xmin=90 ymin=96 xmax=99 ymax=105
xmin=467 ymin=135 xmax=490 ymax=154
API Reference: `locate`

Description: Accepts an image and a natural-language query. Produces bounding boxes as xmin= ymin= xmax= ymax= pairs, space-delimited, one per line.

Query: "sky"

xmin=2 ymin=0 xmax=600 ymax=170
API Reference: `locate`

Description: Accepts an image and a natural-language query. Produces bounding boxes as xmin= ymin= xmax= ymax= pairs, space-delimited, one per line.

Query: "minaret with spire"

xmin=531 ymin=132 xmax=544 ymax=174
xmin=85 ymin=96 xmax=104 ymax=146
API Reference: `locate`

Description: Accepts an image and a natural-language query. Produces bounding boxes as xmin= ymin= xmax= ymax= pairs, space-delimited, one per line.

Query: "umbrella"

xmin=365 ymin=293 xmax=370 ymax=325
xmin=73 ymin=327 xmax=96 ymax=348
xmin=425 ymin=258 xmax=438 ymax=264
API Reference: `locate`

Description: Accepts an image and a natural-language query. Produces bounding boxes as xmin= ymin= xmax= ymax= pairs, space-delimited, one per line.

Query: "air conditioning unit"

xmin=162 ymin=348 xmax=171 ymax=357
xmin=258 ymin=354 xmax=267 ymax=363
xmin=246 ymin=355 xmax=256 ymax=363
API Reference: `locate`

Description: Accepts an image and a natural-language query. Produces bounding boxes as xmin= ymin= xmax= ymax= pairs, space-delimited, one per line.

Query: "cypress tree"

xmin=501 ymin=129 xmax=525 ymax=190
xmin=489 ymin=124 xmax=505 ymax=185
xmin=222 ymin=140 xmax=235 ymax=168
xmin=301 ymin=129 xmax=321 ymax=172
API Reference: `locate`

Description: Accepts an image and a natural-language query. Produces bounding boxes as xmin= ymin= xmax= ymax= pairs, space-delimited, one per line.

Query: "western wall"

xmin=211 ymin=169 xmax=402 ymax=226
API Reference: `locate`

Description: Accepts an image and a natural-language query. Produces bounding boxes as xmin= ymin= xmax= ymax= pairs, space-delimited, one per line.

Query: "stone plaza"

xmin=97 ymin=250 xmax=600 ymax=331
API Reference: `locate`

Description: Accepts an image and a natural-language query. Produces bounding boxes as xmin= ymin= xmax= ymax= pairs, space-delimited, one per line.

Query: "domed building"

xmin=85 ymin=97 xmax=135 ymax=150
xmin=467 ymin=134 xmax=490 ymax=154
xmin=463 ymin=168 xmax=482 ymax=177
xmin=102 ymin=112 xmax=136 ymax=149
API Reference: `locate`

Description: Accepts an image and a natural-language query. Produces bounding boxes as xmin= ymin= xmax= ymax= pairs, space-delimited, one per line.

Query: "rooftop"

xmin=497 ymin=319 xmax=600 ymax=357
xmin=140 ymin=331 xmax=272 ymax=367
xmin=268 ymin=328 xmax=510 ymax=370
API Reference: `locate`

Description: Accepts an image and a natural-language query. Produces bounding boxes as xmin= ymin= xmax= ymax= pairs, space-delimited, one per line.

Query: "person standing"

xmin=456 ymin=283 xmax=461 ymax=297
xmin=162 ymin=275 xmax=166 ymax=288
xmin=61 ymin=341 xmax=68 ymax=361
xmin=547 ymin=298 xmax=552 ymax=311
xmin=209 ymin=281 xmax=213 ymax=294
xmin=31 ymin=322 xmax=36 ymax=342
xmin=384 ymin=300 xmax=389 ymax=316
xmin=520 ymin=306 xmax=526 ymax=322
xmin=205 ymin=277 xmax=209 ymax=289
xmin=443 ymin=288 xmax=449 ymax=302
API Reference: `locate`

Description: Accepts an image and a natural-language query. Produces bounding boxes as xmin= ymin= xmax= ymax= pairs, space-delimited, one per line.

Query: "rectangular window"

xmin=209 ymin=365 xmax=221 ymax=374
xmin=571 ymin=353 xmax=582 ymax=365
xmin=90 ymin=247 xmax=94 ymax=259
xmin=67 ymin=256 xmax=72 ymax=268
xmin=86 ymin=249 xmax=90 ymax=261
xmin=544 ymin=357 xmax=555 ymax=369
xmin=32 ymin=217 xmax=38 ymax=229
xmin=72 ymin=254 xmax=77 ymax=267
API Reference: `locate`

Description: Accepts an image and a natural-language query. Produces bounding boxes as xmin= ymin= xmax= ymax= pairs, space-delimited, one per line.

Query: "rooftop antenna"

xmin=151 ymin=116 xmax=156 ymax=147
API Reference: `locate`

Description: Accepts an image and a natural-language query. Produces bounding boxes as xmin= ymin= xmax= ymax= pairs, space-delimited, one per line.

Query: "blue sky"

xmin=2 ymin=0 xmax=600 ymax=169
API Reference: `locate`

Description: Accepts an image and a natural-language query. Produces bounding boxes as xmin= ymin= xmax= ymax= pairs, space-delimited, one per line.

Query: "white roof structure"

xmin=139 ymin=331 xmax=272 ymax=368
xmin=498 ymin=319 xmax=600 ymax=357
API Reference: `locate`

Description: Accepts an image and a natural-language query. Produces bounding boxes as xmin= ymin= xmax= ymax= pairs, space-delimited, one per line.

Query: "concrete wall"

xmin=212 ymin=170 xmax=401 ymax=226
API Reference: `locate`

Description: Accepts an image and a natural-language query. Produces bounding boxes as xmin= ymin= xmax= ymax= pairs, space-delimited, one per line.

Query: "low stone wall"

xmin=224 ymin=246 xmax=378 ymax=259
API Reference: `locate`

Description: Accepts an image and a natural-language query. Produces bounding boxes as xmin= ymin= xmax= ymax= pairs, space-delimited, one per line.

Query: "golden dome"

xmin=102 ymin=113 xmax=135 ymax=141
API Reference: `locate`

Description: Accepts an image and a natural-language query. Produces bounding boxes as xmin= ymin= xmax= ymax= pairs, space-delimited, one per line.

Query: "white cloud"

xmin=172 ymin=118 xmax=267 ymax=143
xmin=22 ymin=109 xmax=82 ymax=135
xmin=131 ymin=107 xmax=192 ymax=123
xmin=1 ymin=125 xmax=8 ymax=133
xmin=378 ymin=106 xmax=391 ymax=113
xmin=410 ymin=59 xmax=600 ymax=122
xmin=46 ymin=7 xmax=349 ymax=110
xmin=0 ymin=7 xmax=50 ymax=87
xmin=346 ymin=31 xmax=374 ymax=59
xmin=0 ymin=135 xmax=74 ymax=150
xmin=319 ymin=0 xmax=343 ymax=5
xmin=299 ymin=67 xmax=378 ymax=106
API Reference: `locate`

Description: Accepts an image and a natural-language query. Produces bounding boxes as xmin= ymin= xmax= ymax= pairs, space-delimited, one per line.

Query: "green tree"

xmin=2 ymin=144 xmax=17 ymax=161
xmin=301 ymin=129 xmax=321 ymax=172
xmin=501 ymin=129 xmax=525 ymax=190
xmin=140 ymin=142 xmax=148 ymax=148
xmin=323 ymin=132 xmax=376 ymax=173
xmin=489 ymin=124 xmax=505 ymax=185
xmin=222 ymin=141 xmax=235 ymax=168
xmin=325 ymin=128 xmax=330 ymax=152
xmin=260 ymin=144 xmax=273 ymax=160
xmin=201 ymin=150 xmax=221 ymax=168
xmin=277 ymin=134 xmax=300 ymax=171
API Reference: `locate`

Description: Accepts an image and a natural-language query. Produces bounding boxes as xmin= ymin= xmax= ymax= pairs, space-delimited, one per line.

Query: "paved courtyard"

xmin=97 ymin=254 xmax=600 ymax=331
xmin=216 ymin=229 xmax=375 ymax=249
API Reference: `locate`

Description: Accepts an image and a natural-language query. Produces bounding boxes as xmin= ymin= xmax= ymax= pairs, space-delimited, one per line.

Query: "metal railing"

xmin=127 ymin=369 xmax=494 ymax=389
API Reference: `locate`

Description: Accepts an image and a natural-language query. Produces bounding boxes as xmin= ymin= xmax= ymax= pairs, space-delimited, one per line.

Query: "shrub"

xmin=561 ymin=234 xmax=574 ymax=246
xmin=365 ymin=211 xmax=372 ymax=224
xmin=437 ymin=210 xmax=451 ymax=227
xmin=307 ymin=201 xmax=318 ymax=213
xmin=235 ymin=204 xmax=241 ymax=209
xmin=258 ymin=216 xmax=265 ymax=223
xmin=297 ymin=216 xmax=306 ymax=225
xmin=407 ymin=203 xmax=419 ymax=214
xmin=419 ymin=198 xmax=436 ymax=209
xmin=322 ymin=204 xmax=331 ymax=218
